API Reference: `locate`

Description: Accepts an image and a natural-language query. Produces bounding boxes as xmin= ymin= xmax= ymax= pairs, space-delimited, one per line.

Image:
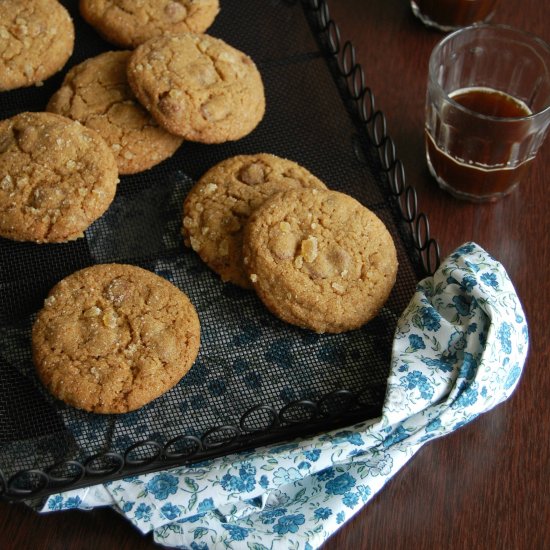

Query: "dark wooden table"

xmin=1 ymin=1 xmax=549 ymax=549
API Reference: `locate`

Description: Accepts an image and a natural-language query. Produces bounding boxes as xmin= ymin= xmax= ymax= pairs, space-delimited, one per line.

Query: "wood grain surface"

xmin=1 ymin=1 xmax=549 ymax=549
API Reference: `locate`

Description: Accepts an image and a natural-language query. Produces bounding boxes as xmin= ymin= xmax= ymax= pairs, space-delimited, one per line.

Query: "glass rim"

xmin=429 ymin=23 xmax=550 ymax=122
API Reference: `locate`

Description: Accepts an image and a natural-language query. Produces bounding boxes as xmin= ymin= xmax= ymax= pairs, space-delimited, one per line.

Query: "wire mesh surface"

xmin=0 ymin=0 xmax=427 ymax=498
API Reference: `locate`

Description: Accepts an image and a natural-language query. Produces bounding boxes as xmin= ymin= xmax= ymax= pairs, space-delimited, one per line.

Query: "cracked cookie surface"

xmin=47 ymin=51 xmax=183 ymax=175
xmin=182 ymin=154 xmax=327 ymax=288
xmin=243 ymin=189 xmax=398 ymax=333
xmin=0 ymin=111 xmax=118 ymax=243
xmin=32 ymin=263 xmax=201 ymax=414
xmin=0 ymin=0 xmax=74 ymax=91
xmin=127 ymin=33 xmax=265 ymax=143
xmin=80 ymin=0 xmax=220 ymax=48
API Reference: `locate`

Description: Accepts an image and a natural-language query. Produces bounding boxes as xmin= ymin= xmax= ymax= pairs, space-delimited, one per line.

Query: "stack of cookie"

xmin=52 ymin=0 xmax=264 ymax=163
xmin=46 ymin=28 xmax=266 ymax=172
xmin=182 ymin=154 xmax=399 ymax=334
xmin=0 ymin=1 xmax=398 ymax=414
xmin=1 ymin=0 xmax=265 ymax=244
xmin=75 ymin=0 xmax=265 ymax=145
xmin=2 ymin=1 xmax=265 ymax=411
xmin=182 ymin=154 xmax=328 ymax=288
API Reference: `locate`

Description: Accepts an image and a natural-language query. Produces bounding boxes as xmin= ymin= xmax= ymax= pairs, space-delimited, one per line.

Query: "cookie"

xmin=80 ymin=0 xmax=220 ymax=48
xmin=32 ymin=263 xmax=201 ymax=414
xmin=47 ymin=51 xmax=184 ymax=175
xmin=0 ymin=112 xmax=118 ymax=243
xmin=242 ymin=189 xmax=398 ymax=333
xmin=182 ymin=154 xmax=327 ymax=288
xmin=0 ymin=0 xmax=74 ymax=92
xmin=127 ymin=33 xmax=265 ymax=143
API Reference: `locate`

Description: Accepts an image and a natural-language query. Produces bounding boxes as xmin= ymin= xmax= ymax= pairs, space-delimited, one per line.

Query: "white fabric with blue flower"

xmin=40 ymin=243 xmax=528 ymax=549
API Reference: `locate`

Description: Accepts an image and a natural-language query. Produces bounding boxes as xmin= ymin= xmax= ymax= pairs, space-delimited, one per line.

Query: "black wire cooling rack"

xmin=0 ymin=0 xmax=440 ymax=501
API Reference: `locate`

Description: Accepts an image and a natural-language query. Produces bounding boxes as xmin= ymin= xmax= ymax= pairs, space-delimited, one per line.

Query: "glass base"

xmin=410 ymin=1 xmax=497 ymax=33
xmin=426 ymin=155 xmax=518 ymax=202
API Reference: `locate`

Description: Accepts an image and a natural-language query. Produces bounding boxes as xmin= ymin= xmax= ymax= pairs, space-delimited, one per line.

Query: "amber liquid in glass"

xmin=426 ymin=87 xmax=533 ymax=200
xmin=451 ymin=88 xmax=531 ymax=118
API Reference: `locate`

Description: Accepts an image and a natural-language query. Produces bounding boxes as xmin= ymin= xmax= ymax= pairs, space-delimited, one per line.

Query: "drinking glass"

xmin=425 ymin=24 xmax=550 ymax=201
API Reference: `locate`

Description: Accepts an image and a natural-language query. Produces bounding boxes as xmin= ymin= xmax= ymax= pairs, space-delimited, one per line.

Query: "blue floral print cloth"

xmin=40 ymin=243 xmax=529 ymax=549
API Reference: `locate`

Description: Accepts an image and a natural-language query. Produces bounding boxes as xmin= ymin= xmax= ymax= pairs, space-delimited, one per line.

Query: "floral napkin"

xmin=39 ymin=243 xmax=529 ymax=549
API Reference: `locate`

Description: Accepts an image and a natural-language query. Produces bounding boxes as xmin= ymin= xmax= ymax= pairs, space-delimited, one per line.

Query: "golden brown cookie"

xmin=0 ymin=112 xmax=118 ymax=243
xmin=32 ymin=263 xmax=201 ymax=414
xmin=80 ymin=0 xmax=220 ymax=48
xmin=0 ymin=0 xmax=74 ymax=92
xmin=242 ymin=189 xmax=398 ymax=333
xmin=127 ymin=33 xmax=265 ymax=143
xmin=47 ymin=51 xmax=183 ymax=175
xmin=182 ymin=154 xmax=327 ymax=288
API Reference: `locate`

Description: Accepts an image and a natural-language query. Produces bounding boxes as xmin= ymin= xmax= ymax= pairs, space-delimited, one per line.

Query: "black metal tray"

xmin=0 ymin=0 xmax=439 ymax=502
